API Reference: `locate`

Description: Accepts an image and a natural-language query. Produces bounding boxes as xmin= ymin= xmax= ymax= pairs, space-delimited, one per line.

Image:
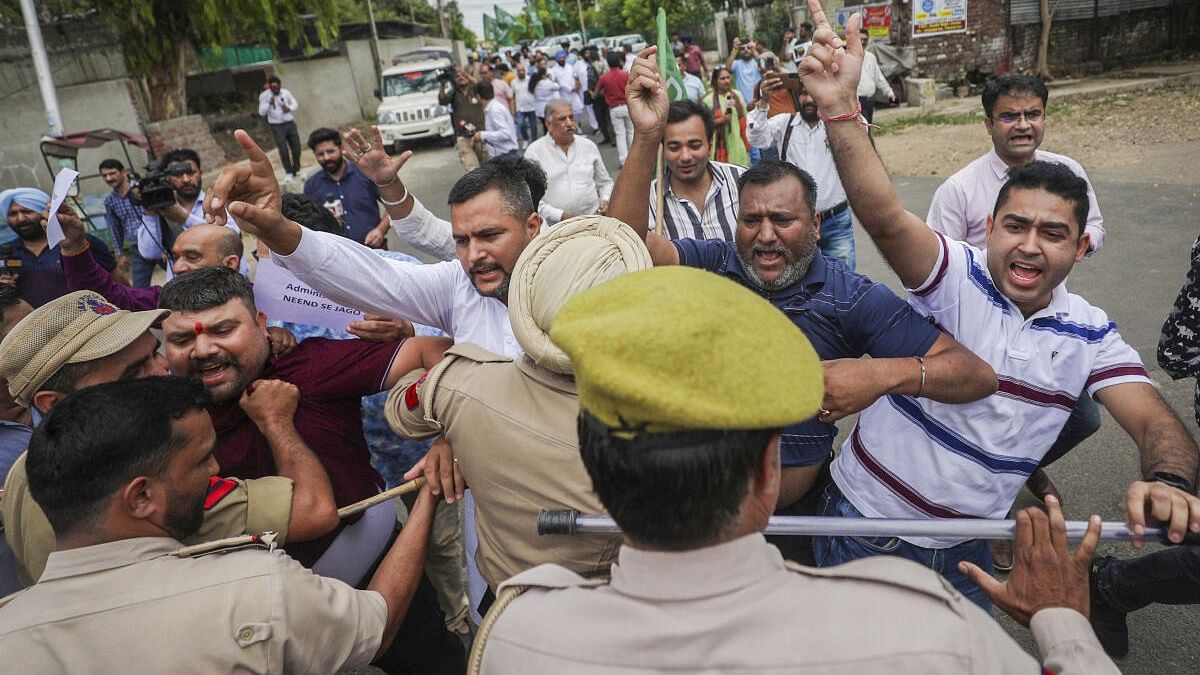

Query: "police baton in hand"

xmin=337 ymin=477 xmax=428 ymax=518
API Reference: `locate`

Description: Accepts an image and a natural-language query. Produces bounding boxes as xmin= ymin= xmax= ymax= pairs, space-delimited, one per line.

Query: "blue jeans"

xmin=129 ymin=247 xmax=157 ymax=288
xmin=814 ymin=482 xmax=994 ymax=611
xmin=517 ymin=111 xmax=539 ymax=144
xmin=818 ymin=205 xmax=856 ymax=270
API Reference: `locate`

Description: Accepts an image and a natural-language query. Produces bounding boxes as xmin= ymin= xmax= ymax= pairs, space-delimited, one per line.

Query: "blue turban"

xmin=555 ymin=49 xmax=568 ymax=60
xmin=0 ymin=188 xmax=50 ymax=241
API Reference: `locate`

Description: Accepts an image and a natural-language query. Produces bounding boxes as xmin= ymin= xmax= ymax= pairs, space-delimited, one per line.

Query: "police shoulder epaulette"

xmin=466 ymin=566 xmax=608 ymax=675
xmin=174 ymin=531 xmax=279 ymax=559
xmin=415 ymin=343 xmax=513 ymax=422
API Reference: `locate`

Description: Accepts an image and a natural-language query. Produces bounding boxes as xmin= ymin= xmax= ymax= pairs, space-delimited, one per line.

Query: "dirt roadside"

xmin=874 ymin=81 xmax=1200 ymax=184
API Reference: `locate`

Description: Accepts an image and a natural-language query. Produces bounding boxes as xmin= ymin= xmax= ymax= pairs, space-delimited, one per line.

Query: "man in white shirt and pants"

xmin=257 ymin=76 xmax=302 ymax=179
xmin=522 ymin=99 xmax=613 ymax=227
xmin=473 ymin=82 xmax=520 ymax=162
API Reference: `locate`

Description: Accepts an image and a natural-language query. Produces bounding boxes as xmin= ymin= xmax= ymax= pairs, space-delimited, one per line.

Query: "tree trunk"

xmin=1036 ymin=0 xmax=1053 ymax=80
xmin=144 ymin=42 xmax=188 ymax=122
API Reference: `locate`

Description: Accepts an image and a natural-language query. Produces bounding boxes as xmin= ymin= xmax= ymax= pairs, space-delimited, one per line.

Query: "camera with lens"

xmin=455 ymin=121 xmax=478 ymax=138
xmin=437 ymin=66 xmax=457 ymax=83
xmin=130 ymin=160 xmax=191 ymax=212
xmin=0 ymin=244 xmax=23 ymax=278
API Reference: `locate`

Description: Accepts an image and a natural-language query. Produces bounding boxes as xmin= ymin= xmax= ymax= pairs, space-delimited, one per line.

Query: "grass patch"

xmin=874 ymin=111 xmax=982 ymax=136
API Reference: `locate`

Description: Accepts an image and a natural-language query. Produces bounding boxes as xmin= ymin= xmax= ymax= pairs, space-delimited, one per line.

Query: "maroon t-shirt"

xmin=209 ymin=337 xmax=402 ymax=566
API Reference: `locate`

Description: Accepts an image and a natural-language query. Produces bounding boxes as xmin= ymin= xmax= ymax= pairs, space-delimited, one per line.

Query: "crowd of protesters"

xmin=1 ymin=2 xmax=1199 ymax=672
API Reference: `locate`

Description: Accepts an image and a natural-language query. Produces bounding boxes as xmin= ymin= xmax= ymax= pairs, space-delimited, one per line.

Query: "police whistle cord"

xmin=337 ymin=477 xmax=427 ymax=518
xmin=537 ymin=509 xmax=1200 ymax=545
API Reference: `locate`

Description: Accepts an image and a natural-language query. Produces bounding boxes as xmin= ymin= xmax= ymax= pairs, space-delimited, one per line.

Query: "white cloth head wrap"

xmin=508 ymin=215 xmax=653 ymax=374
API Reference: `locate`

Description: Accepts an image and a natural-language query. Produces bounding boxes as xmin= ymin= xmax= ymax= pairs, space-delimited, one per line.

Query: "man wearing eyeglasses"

xmin=927 ymin=75 xmax=1104 ymax=253
xmin=926 ymin=74 xmax=1106 ymax=571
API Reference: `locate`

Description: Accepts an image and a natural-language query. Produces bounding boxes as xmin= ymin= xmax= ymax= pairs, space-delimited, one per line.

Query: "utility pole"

xmin=575 ymin=0 xmax=586 ymax=35
xmin=366 ymin=0 xmax=384 ymax=91
xmin=19 ymin=0 xmax=63 ymax=136
xmin=436 ymin=0 xmax=451 ymax=39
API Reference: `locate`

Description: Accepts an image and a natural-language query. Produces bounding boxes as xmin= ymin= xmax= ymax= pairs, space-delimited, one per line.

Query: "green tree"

xmin=444 ymin=0 xmax=477 ymax=48
xmin=4 ymin=0 xmax=341 ymax=122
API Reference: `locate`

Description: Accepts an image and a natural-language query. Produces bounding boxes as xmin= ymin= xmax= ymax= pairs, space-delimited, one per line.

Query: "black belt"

xmin=819 ymin=201 xmax=848 ymax=221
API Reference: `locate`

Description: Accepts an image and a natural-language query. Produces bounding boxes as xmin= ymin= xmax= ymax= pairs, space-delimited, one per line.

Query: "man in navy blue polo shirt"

xmin=607 ymin=54 xmax=997 ymax=528
xmin=0 ymin=188 xmax=116 ymax=308
xmin=303 ymin=128 xmax=391 ymax=248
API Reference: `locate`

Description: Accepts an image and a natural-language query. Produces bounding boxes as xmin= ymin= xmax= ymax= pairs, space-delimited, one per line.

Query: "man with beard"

xmin=156 ymin=266 xmax=466 ymax=674
xmin=0 ymin=188 xmax=117 ymax=308
xmin=304 ymin=127 xmax=392 ymax=247
xmin=0 ymin=377 xmax=442 ymax=673
xmin=749 ymin=76 xmax=857 ymax=269
xmin=795 ymin=4 xmax=1198 ymax=606
xmin=649 ymin=99 xmax=743 ymax=241
xmin=0 ymin=290 xmax=337 ymax=588
xmin=137 ymin=148 xmax=245 ymax=282
xmin=202 ymin=127 xmax=547 ymax=622
xmin=606 ymin=51 xmax=997 ymax=560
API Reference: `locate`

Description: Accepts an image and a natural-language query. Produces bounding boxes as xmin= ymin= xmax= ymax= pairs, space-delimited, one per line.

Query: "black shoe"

xmin=1089 ymin=556 xmax=1130 ymax=658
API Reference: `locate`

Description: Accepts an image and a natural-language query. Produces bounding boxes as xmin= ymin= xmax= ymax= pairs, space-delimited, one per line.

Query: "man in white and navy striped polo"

xmin=648 ymin=100 xmax=744 ymax=242
xmin=801 ymin=22 xmax=1200 ymax=612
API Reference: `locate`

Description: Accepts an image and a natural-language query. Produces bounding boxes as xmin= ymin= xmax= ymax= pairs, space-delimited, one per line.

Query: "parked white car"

xmin=375 ymin=51 xmax=455 ymax=151
xmin=534 ymin=32 xmax=584 ymax=55
xmin=611 ymin=33 xmax=648 ymax=53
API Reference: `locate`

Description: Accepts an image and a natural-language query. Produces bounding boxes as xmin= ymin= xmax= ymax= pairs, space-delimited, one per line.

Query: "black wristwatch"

xmin=1147 ymin=471 xmax=1195 ymax=493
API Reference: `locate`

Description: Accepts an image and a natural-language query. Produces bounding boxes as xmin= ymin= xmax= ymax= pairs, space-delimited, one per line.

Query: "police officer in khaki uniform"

xmin=0 ymin=291 xmax=337 ymax=586
xmin=0 ymin=377 xmax=437 ymax=672
xmin=471 ymin=266 xmax=1118 ymax=674
xmin=386 ymin=216 xmax=651 ymax=600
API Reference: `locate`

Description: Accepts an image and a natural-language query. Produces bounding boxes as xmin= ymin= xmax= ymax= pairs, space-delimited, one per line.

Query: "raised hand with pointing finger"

xmin=796 ymin=0 xmax=863 ymax=119
xmin=205 ymin=130 xmax=303 ymax=255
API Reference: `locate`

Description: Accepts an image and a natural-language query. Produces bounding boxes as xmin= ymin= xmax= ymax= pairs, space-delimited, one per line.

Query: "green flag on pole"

xmin=546 ymin=0 xmax=569 ymax=25
xmin=656 ymin=8 xmax=687 ymax=102
xmin=495 ymin=5 xmax=518 ymax=29
xmin=483 ymin=13 xmax=500 ymax=42
xmin=525 ymin=0 xmax=544 ymax=37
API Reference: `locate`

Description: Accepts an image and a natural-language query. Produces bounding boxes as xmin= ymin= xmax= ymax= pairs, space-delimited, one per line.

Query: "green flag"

xmin=525 ymin=0 xmax=544 ymax=37
xmin=483 ymin=13 xmax=500 ymax=42
xmin=656 ymin=8 xmax=687 ymax=102
xmin=546 ymin=0 xmax=569 ymax=24
xmin=495 ymin=5 xmax=518 ymax=29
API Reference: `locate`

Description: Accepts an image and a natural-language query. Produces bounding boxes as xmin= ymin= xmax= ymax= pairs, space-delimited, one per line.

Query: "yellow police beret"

xmin=550 ymin=266 xmax=824 ymax=434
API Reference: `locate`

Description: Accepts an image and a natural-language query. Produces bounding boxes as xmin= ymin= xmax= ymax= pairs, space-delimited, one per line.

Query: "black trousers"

xmin=357 ymin=525 xmax=467 ymax=675
xmin=270 ymin=120 xmax=302 ymax=175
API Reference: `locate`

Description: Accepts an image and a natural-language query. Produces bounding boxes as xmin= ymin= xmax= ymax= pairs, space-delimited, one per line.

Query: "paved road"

xmin=390 ymin=136 xmax=1200 ymax=672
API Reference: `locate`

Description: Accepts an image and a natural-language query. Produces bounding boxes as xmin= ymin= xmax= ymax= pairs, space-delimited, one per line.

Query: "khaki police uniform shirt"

xmin=0 ymin=537 xmax=385 ymax=673
xmin=479 ymin=533 xmax=1119 ymax=674
xmin=386 ymin=343 xmax=621 ymax=590
xmin=1 ymin=451 xmax=293 ymax=586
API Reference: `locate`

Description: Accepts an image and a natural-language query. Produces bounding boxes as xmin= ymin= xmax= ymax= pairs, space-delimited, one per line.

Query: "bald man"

xmin=61 ymin=212 xmax=243 ymax=311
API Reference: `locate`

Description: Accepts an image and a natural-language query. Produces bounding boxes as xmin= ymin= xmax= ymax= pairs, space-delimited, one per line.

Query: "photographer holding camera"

xmin=0 ymin=188 xmax=117 ymax=308
xmin=437 ymin=67 xmax=488 ymax=172
xmin=137 ymin=148 xmax=244 ymax=282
